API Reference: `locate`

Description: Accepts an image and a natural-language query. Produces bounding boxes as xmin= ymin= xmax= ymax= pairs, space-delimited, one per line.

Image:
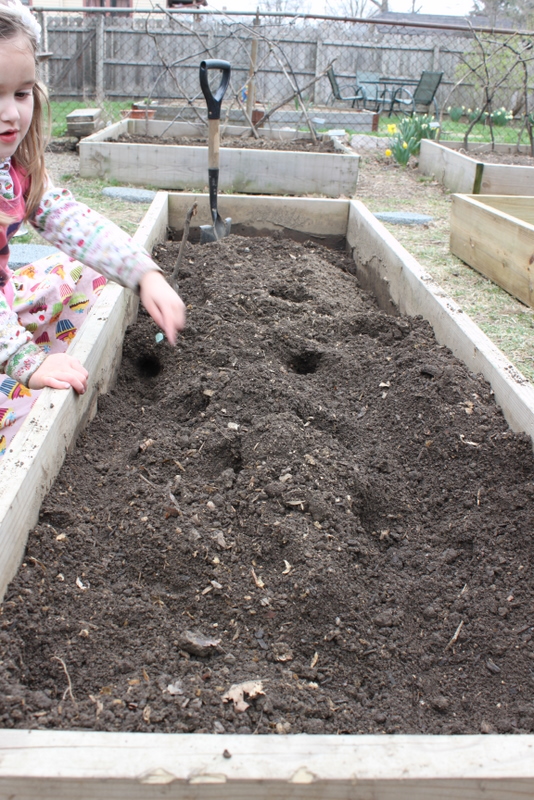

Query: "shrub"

xmin=490 ymin=107 xmax=513 ymax=126
xmin=467 ymin=108 xmax=488 ymax=124
xmin=448 ymin=105 xmax=465 ymax=122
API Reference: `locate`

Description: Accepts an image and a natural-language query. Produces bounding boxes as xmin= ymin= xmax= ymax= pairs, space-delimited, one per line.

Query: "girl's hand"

xmin=28 ymin=353 xmax=89 ymax=394
xmin=139 ymin=270 xmax=186 ymax=345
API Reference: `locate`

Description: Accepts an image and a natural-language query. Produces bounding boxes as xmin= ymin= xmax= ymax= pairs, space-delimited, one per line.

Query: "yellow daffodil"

xmin=387 ymin=123 xmax=397 ymax=134
xmin=402 ymin=141 xmax=408 ymax=149
xmin=385 ymin=149 xmax=392 ymax=157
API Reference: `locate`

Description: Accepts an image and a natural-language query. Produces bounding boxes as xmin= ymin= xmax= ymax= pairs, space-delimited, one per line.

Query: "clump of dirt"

xmin=116 ymin=132 xmax=338 ymax=152
xmin=1 ymin=233 xmax=534 ymax=736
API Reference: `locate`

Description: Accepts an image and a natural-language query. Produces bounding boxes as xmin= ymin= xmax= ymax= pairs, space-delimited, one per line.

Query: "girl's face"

xmin=0 ymin=33 xmax=35 ymax=160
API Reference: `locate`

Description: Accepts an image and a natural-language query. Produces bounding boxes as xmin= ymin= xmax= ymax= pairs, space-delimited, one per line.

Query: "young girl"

xmin=0 ymin=0 xmax=185 ymax=455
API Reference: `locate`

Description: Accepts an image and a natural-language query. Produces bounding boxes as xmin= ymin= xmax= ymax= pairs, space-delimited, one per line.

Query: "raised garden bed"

xmin=79 ymin=120 xmax=359 ymax=197
xmin=2 ymin=192 xmax=534 ymax=795
xmin=450 ymin=194 xmax=534 ymax=308
xmin=418 ymin=139 xmax=534 ymax=195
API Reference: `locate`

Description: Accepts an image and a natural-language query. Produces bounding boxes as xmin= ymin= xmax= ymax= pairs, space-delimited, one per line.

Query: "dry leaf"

xmin=139 ymin=438 xmax=154 ymax=452
xmin=310 ymin=651 xmax=319 ymax=669
xmin=142 ymin=705 xmax=151 ymax=723
xmin=222 ymin=680 xmax=265 ymax=712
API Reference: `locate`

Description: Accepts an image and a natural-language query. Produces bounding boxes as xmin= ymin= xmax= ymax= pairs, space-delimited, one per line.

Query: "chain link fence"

xmin=35 ymin=7 xmax=534 ymax=147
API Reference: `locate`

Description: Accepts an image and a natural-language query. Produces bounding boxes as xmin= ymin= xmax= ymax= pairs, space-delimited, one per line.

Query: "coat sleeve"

xmin=29 ymin=186 xmax=161 ymax=291
xmin=0 ymin=292 xmax=47 ymax=385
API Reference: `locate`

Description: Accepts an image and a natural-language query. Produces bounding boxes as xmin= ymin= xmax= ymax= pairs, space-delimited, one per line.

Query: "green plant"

xmin=467 ymin=107 xmax=488 ymax=123
xmin=490 ymin=106 xmax=513 ymax=126
xmin=386 ymin=115 xmax=440 ymax=165
xmin=448 ymin=105 xmax=465 ymax=122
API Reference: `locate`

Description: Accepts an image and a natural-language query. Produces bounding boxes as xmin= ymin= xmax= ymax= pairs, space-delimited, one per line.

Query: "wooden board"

xmin=79 ymin=122 xmax=359 ymax=198
xmin=0 ymin=206 xmax=170 ymax=602
xmin=419 ymin=140 xmax=481 ymax=193
xmin=1 ymin=729 xmax=534 ymax=799
xmin=347 ymin=197 xmax=534 ymax=442
xmin=3 ymin=192 xmax=534 ymax=796
xmin=473 ymin=194 xmax=534 ymax=226
xmin=450 ymin=194 xmax=534 ymax=310
xmin=168 ymin=192 xmax=349 ymax=246
xmin=418 ymin=140 xmax=534 ymax=196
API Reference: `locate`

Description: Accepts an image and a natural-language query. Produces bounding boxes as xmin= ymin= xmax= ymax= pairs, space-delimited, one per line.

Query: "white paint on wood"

xmin=1 ymin=730 xmax=534 ymax=799
xmin=348 ymin=197 xmax=534 ymax=441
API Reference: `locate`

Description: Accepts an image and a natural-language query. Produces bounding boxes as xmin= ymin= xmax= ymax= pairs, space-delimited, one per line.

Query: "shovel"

xmin=199 ymin=59 xmax=232 ymax=244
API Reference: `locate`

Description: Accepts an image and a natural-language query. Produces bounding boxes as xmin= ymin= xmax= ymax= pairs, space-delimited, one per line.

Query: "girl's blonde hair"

xmin=0 ymin=5 xmax=49 ymax=223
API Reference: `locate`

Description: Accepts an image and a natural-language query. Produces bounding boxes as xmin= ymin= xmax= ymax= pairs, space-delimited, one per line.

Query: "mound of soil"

xmin=117 ymin=133 xmax=339 ymax=152
xmin=1 ymin=233 xmax=534 ymax=736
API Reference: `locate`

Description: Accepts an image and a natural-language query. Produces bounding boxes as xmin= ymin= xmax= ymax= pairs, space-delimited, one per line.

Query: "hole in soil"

xmin=289 ymin=350 xmax=323 ymax=375
xmin=136 ymin=353 xmax=162 ymax=379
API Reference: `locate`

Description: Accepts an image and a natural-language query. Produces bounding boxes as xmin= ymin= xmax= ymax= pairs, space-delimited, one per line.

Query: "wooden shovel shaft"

xmin=208 ymin=119 xmax=220 ymax=170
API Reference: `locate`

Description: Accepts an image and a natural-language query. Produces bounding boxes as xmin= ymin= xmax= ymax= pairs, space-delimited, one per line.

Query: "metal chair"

xmin=391 ymin=70 xmax=444 ymax=117
xmin=354 ymin=71 xmax=386 ymax=112
xmin=326 ymin=67 xmax=366 ymax=109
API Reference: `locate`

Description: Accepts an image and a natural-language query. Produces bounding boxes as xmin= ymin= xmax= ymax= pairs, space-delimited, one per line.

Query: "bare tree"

xmin=324 ymin=0 xmax=376 ymax=17
xmin=258 ymin=0 xmax=311 ymax=14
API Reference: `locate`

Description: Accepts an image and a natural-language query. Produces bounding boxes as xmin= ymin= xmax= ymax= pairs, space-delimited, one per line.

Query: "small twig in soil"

xmin=52 ymin=656 xmax=76 ymax=703
xmin=445 ymin=620 xmax=464 ymax=651
xmin=171 ymin=202 xmax=198 ymax=292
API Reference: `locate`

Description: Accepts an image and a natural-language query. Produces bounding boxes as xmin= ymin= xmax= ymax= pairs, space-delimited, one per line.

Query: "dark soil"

xmin=116 ymin=133 xmax=338 ymax=152
xmin=2 ymin=233 xmax=534 ymax=736
xmin=455 ymin=147 xmax=534 ymax=165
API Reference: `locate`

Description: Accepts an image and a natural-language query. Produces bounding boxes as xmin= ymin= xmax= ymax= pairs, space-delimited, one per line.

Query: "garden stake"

xmin=199 ymin=59 xmax=232 ymax=244
xmin=171 ymin=201 xmax=198 ymax=291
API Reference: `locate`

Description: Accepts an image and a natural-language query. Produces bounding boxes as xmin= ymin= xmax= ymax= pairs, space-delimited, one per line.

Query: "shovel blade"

xmin=200 ymin=215 xmax=232 ymax=245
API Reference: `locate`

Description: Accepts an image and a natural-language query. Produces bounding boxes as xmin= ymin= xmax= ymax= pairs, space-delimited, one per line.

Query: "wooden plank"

xmin=0 ymin=204 xmax=165 ymax=603
xmin=80 ymin=119 xmax=128 ymax=144
xmin=473 ymin=195 xmax=534 ymax=226
xmin=79 ymin=139 xmax=359 ymax=198
xmin=1 ymin=730 xmax=534 ymax=799
xmin=418 ymin=140 xmax=480 ymax=194
xmin=418 ymin=140 xmax=534 ymax=196
xmin=481 ymin=163 xmax=534 ymax=196
xmin=167 ymin=192 xmax=350 ymax=245
xmin=347 ymin=197 xmax=534 ymax=442
xmin=450 ymin=194 xmax=534 ymax=308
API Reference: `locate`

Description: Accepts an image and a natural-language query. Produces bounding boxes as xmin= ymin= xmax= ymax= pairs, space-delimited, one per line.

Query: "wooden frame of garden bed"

xmin=450 ymin=194 xmax=534 ymax=308
xmin=79 ymin=119 xmax=359 ymax=197
xmin=418 ymin=139 xmax=534 ymax=195
xmin=2 ymin=191 xmax=534 ymax=797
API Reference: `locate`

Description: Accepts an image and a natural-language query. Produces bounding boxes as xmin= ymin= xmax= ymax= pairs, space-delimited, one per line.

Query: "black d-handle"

xmin=199 ymin=59 xmax=231 ymax=120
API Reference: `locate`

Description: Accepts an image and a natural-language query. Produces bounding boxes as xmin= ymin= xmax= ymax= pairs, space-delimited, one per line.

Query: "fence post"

xmin=37 ymin=10 xmax=50 ymax=86
xmin=432 ymin=43 xmax=440 ymax=71
xmin=246 ymin=11 xmax=259 ymax=117
xmin=95 ymin=13 xmax=104 ymax=105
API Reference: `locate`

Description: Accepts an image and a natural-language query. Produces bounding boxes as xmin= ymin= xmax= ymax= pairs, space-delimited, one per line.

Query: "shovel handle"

xmin=199 ymin=59 xmax=231 ymax=120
